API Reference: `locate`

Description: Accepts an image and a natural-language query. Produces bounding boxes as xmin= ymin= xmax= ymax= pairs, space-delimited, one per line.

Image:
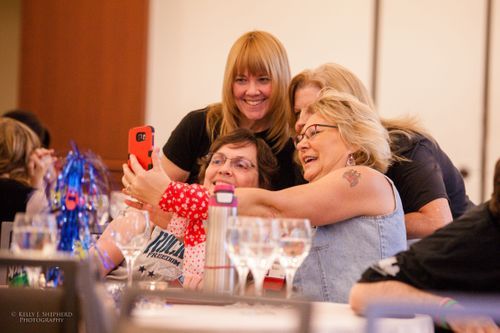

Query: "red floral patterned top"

xmin=159 ymin=181 xmax=210 ymax=279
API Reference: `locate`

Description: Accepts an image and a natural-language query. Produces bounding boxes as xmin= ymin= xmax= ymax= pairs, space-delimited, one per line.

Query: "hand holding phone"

xmin=128 ymin=125 xmax=155 ymax=170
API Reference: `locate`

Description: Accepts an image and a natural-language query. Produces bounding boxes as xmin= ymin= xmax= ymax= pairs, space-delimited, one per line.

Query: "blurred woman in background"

xmin=0 ymin=118 xmax=54 ymax=223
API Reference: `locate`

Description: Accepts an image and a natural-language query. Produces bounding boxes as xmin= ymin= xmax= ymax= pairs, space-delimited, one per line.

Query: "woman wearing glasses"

xmin=289 ymin=63 xmax=471 ymax=240
xmin=235 ymin=88 xmax=407 ymax=302
xmin=97 ymin=129 xmax=277 ymax=288
xmin=160 ymin=30 xmax=303 ymax=191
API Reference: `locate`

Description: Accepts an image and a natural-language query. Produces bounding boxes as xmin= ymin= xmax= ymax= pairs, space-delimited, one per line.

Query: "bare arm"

xmin=90 ymin=222 xmax=126 ymax=276
xmin=349 ymin=280 xmax=443 ymax=315
xmin=236 ymin=166 xmax=396 ymax=226
xmin=349 ymin=281 xmax=499 ymax=333
xmin=405 ymin=198 xmax=453 ymax=239
xmin=160 ymin=154 xmax=189 ymax=182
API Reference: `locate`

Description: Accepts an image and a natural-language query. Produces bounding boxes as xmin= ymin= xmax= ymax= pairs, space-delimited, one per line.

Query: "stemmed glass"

xmin=225 ymin=217 xmax=250 ymax=296
xmin=11 ymin=212 xmax=58 ymax=287
xmin=277 ymin=218 xmax=312 ymax=298
xmin=109 ymin=209 xmax=151 ymax=287
xmin=238 ymin=216 xmax=280 ymax=297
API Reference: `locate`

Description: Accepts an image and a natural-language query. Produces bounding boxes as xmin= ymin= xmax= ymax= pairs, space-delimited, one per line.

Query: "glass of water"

xmin=11 ymin=212 xmax=58 ymax=256
xmin=11 ymin=212 xmax=58 ymax=287
xmin=238 ymin=216 xmax=280 ymax=297
xmin=225 ymin=217 xmax=251 ymax=296
xmin=276 ymin=218 xmax=312 ymax=298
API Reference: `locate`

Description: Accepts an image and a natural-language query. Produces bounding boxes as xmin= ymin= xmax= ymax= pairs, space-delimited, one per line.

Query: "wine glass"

xmin=276 ymin=218 xmax=312 ymax=298
xmin=225 ymin=217 xmax=250 ymax=296
xmin=11 ymin=212 xmax=58 ymax=287
xmin=109 ymin=209 xmax=151 ymax=287
xmin=238 ymin=216 xmax=280 ymax=297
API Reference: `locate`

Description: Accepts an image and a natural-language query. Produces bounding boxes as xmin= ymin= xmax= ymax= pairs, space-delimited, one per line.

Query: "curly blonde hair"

xmin=310 ymin=88 xmax=392 ymax=173
xmin=0 ymin=118 xmax=41 ymax=186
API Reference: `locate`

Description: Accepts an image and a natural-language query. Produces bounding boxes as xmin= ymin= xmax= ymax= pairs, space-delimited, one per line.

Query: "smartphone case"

xmin=128 ymin=125 xmax=155 ymax=170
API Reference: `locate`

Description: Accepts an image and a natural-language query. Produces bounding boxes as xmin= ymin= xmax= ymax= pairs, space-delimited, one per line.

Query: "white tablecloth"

xmin=132 ymin=301 xmax=434 ymax=333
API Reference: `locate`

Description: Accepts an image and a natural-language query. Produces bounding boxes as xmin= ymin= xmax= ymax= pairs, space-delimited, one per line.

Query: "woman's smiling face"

xmin=296 ymin=113 xmax=351 ymax=182
xmin=203 ymin=143 xmax=259 ymax=192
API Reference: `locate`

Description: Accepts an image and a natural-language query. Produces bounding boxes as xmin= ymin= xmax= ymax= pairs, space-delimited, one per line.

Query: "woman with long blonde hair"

xmin=160 ymin=30 xmax=302 ymax=190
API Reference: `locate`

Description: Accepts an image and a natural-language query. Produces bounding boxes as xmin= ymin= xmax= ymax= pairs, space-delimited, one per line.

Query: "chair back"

xmin=0 ymin=221 xmax=13 ymax=284
xmin=0 ymin=250 xmax=80 ymax=333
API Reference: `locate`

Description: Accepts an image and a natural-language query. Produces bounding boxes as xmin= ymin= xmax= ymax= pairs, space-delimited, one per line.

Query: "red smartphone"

xmin=128 ymin=125 xmax=155 ymax=170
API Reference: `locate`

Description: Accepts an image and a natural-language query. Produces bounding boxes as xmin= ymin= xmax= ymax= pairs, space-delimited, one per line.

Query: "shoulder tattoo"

xmin=343 ymin=169 xmax=361 ymax=187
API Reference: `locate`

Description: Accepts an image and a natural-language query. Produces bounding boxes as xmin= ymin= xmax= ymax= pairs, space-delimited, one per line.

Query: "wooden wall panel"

xmin=18 ymin=0 xmax=149 ymax=189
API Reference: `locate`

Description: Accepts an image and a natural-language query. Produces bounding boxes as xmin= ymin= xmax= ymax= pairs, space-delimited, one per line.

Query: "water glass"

xmin=277 ymin=218 xmax=312 ymax=298
xmin=11 ymin=212 xmax=58 ymax=256
xmin=225 ymin=217 xmax=250 ymax=296
xmin=238 ymin=216 xmax=280 ymax=297
xmin=11 ymin=212 xmax=58 ymax=287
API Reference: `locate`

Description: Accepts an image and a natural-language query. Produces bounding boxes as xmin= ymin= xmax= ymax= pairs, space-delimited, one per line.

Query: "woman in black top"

xmin=161 ymin=31 xmax=304 ymax=190
xmin=289 ymin=63 xmax=471 ymax=239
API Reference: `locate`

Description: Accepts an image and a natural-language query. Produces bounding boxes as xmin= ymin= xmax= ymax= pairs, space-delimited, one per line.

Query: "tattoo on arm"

xmin=343 ymin=169 xmax=361 ymax=187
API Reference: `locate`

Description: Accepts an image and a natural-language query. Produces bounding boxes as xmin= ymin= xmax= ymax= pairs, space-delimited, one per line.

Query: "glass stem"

xmin=252 ymin=271 xmax=265 ymax=297
xmin=285 ymin=268 xmax=296 ymax=299
xmin=125 ymin=256 xmax=135 ymax=287
xmin=237 ymin=265 xmax=249 ymax=296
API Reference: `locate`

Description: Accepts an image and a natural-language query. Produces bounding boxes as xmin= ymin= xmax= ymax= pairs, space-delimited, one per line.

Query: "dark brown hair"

xmin=198 ymin=128 xmax=277 ymax=189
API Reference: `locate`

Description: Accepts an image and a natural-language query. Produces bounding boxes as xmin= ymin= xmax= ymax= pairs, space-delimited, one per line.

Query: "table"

xmin=132 ymin=300 xmax=434 ymax=333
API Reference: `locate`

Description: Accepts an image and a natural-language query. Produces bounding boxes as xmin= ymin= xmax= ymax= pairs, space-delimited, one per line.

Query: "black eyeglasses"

xmin=293 ymin=124 xmax=338 ymax=147
xmin=208 ymin=152 xmax=256 ymax=171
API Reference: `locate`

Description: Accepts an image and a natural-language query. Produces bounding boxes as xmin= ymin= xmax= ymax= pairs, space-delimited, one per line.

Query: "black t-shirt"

xmin=359 ymin=202 xmax=500 ymax=293
xmin=0 ymin=178 xmax=33 ymax=222
xmin=386 ymin=135 xmax=471 ymax=218
xmin=162 ymin=108 xmax=305 ymax=190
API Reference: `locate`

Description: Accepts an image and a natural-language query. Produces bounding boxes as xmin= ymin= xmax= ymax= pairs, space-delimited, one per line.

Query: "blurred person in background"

xmin=349 ymin=158 xmax=500 ymax=333
xmin=0 ymin=118 xmax=55 ymax=224
xmin=289 ymin=63 xmax=472 ymax=239
xmin=3 ymin=109 xmax=51 ymax=148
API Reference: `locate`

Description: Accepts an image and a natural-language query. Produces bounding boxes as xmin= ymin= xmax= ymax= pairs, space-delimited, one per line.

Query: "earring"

xmin=346 ymin=154 xmax=356 ymax=167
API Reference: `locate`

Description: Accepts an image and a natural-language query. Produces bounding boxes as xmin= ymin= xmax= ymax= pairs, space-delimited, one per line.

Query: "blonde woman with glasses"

xmin=233 ymin=88 xmax=408 ymax=303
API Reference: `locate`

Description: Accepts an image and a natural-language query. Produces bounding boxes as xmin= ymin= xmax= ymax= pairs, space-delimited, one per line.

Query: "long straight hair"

xmin=206 ymin=31 xmax=293 ymax=153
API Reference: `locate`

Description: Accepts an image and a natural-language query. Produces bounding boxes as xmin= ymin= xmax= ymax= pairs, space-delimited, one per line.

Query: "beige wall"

xmin=0 ymin=0 xmax=21 ymax=114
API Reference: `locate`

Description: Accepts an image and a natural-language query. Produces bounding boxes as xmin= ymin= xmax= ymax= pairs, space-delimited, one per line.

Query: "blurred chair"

xmin=116 ymin=288 xmax=312 ymax=333
xmin=0 ymin=221 xmax=13 ymax=284
xmin=0 ymin=251 xmax=80 ymax=333
xmin=364 ymin=294 xmax=500 ymax=333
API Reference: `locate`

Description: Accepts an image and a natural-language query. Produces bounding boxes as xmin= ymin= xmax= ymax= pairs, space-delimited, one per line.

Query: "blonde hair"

xmin=0 ymin=118 xmax=41 ymax=185
xmin=207 ymin=31 xmax=293 ymax=153
xmin=310 ymin=88 xmax=392 ymax=173
xmin=290 ymin=63 xmax=434 ymax=155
